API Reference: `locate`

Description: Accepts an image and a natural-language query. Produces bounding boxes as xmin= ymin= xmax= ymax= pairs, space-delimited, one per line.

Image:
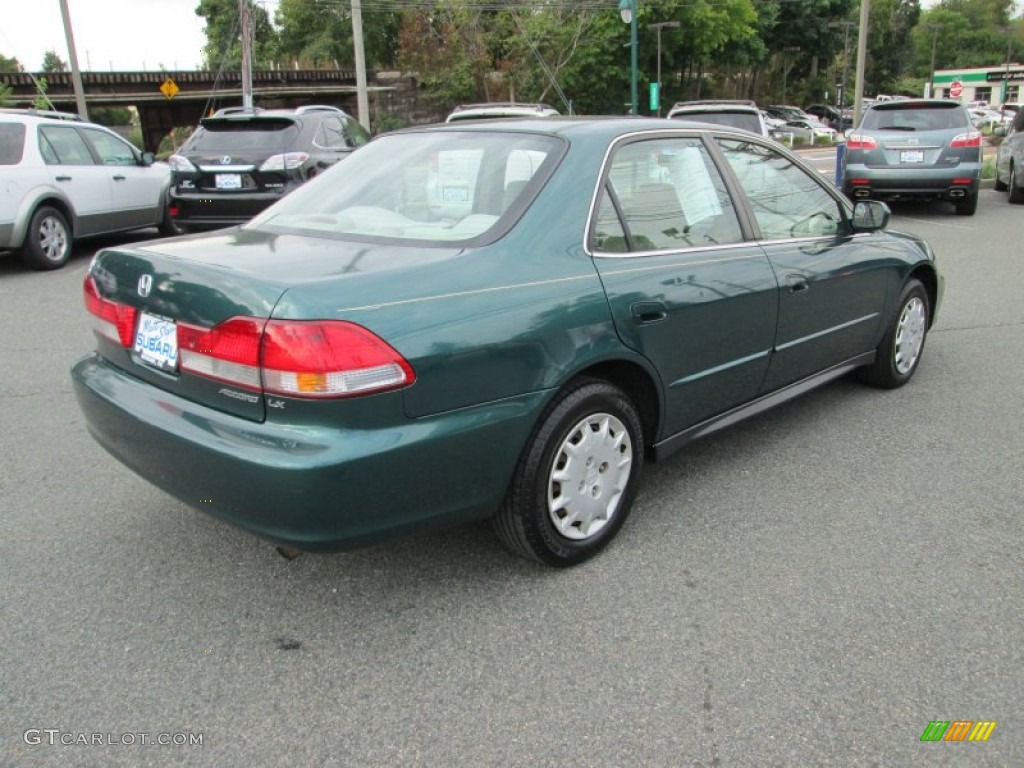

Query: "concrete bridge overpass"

xmin=0 ymin=69 xmax=400 ymax=151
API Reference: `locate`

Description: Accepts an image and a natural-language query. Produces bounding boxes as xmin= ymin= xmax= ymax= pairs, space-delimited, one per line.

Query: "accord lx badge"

xmin=137 ymin=274 xmax=153 ymax=297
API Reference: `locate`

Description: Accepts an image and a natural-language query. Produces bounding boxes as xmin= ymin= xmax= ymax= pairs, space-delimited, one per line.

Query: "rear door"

xmin=590 ymin=135 xmax=778 ymax=436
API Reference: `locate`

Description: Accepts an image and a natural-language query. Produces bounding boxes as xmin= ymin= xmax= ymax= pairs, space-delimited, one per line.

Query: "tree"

xmin=275 ymin=0 xmax=400 ymax=70
xmin=0 ymin=52 xmax=22 ymax=72
xmin=41 ymin=50 xmax=68 ymax=73
xmin=195 ymin=0 xmax=278 ymax=69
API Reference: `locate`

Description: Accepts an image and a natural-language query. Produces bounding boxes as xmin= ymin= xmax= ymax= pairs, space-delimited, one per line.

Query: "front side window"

xmin=592 ymin=137 xmax=742 ymax=253
xmin=342 ymin=117 xmax=370 ymax=147
xmin=82 ymin=128 xmax=136 ymax=166
xmin=39 ymin=126 xmax=94 ymax=166
xmin=716 ymin=138 xmax=843 ymax=241
xmin=252 ymin=130 xmax=564 ymax=243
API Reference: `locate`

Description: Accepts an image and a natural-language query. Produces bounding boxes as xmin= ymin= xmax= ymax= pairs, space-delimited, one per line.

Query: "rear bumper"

xmin=71 ymin=354 xmax=543 ymax=551
xmin=168 ymin=189 xmax=291 ymax=229
xmin=842 ymin=163 xmax=981 ymax=199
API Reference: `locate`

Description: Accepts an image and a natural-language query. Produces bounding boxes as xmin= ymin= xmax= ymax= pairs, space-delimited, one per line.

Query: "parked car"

xmin=764 ymin=104 xmax=817 ymax=124
xmin=167 ymin=105 xmax=369 ymax=232
xmin=771 ymin=118 xmax=838 ymax=145
xmin=446 ymin=103 xmax=560 ymax=122
xmin=73 ymin=118 xmax=941 ymax=566
xmin=842 ymin=99 xmax=982 ymax=215
xmin=0 ymin=108 xmax=175 ymax=270
xmin=804 ymin=103 xmax=851 ymax=132
xmin=667 ymin=100 xmax=770 ymax=137
xmin=993 ymin=107 xmax=1024 ymax=203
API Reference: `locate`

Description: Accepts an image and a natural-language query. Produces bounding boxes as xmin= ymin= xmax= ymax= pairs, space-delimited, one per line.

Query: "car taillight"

xmin=259 ymin=152 xmax=310 ymax=171
xmin=845 ymin=134 xmax=877 ymax=150
xmin=949 ymin=131 xmax=982 ymax=148
xmin=262 ymin=320 xmax=415 ymax=398
xmin=168 ymin=154 xmax=198 ymax=173
xmin=180 ymin=317 xmax=415 ymax=398
xmin=178 ymin=317 xmax=264 ymax=391
xmin=83 ymin=276 xmax=137 ymax=347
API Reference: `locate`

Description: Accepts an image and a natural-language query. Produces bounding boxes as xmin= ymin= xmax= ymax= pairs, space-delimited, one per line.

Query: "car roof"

xmin=445 ymin=103 xmax=560 ymax=121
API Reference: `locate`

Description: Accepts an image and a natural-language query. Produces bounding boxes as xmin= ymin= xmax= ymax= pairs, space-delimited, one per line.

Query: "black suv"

xmin=168 ymin=105 xmax=370 ymax=231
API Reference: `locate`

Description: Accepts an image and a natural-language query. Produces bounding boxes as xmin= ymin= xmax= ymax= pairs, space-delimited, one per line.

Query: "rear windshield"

xmin=861 ymin=104 xmax=970 ymax=131
xmin=0 ymin=123 xmax=26 ymax=164
xmin=671 ymin=111 xmax=762 ymax=134
xmin=186 ymin=118 xmax=301 ymax=151
xmin=252 ymin=130 xmax=566 ymax=244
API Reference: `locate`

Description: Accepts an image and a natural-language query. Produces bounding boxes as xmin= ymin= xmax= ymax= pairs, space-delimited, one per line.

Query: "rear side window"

xmin=0 ymin=123 xmax=26 ymax=164
xmin=861 ymin=105 xmax=969 ymax=131
xmin=82 ymin=127 xmax=136 ymax=166
xmin=186 ymin=119 xmax=301 ymax=151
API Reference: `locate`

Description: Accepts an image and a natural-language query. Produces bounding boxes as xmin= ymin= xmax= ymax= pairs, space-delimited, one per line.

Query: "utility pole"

xmin=926 ymin=23 xmax=943 ymax=99
xmin=239 ymin=0 xmax=253 ymax=109
xmin=828 ymin=20 xmax=855 ymax=109
xmin=58 ymin=0 xmax=89 ymax=119
xmin=351 ymin=0 xmax=370 ymax=130
xmin=649 ymin=21 xmax=679 ymax=116
xmin=853 ymin=0 xmax=871 ymax=130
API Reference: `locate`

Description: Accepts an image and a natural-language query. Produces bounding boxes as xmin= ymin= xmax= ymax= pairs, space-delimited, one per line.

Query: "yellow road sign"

xmin=160 ymin=77 xmax=180 ymax=99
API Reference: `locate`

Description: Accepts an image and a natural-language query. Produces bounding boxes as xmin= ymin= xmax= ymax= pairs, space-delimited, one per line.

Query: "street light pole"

xmin=619 ymin=0 xmax=638 ymax=116
xmin=926 ymin=23 xmax=943 ymax=99
xmin=649 ymin=21 xmax=679 ymax=116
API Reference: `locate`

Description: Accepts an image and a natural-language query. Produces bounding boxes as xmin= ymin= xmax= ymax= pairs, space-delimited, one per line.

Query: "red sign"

xmin=950 ymin=80 xmax=963 ymax=98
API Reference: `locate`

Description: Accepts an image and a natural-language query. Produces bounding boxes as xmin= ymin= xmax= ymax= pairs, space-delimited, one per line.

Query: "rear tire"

xmin=954 ymin=190 xmax=978 ymax=216
xmin=494 ymin=378 xmax=644 ymax=566
xmin=857 ymin=278 xmax=930 ymax=389
xmin=1009 ymin=164 xmax=1024 ymax=204
xmin=19 ymin=206 xmax=71 ymax=270
xmin=993 ymin=172 xmax=1007 ymax=192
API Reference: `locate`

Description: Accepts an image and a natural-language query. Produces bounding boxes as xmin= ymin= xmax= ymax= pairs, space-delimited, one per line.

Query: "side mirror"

xmin=852 ymin=200 xmax=890 ymax=232
xmin=141 ymin=151 xmax=156 ymax=166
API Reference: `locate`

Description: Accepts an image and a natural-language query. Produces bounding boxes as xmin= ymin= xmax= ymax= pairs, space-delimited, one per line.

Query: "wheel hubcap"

xmin=39 ymin=216 xmax=68 ymax=262
xmin=894 ymin=297 xmax=926 ymax=374
xmin=547 ymin=412 xmax=633 ymax=541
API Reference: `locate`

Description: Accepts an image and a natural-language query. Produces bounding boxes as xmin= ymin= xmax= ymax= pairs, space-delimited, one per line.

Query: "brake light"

xmin=168 ymin=154 xmax=198 ymax=173
xmin=178 ymin=317 xmax=415 ymax=398
xmin=83 ymin=276 xmax=137 ymax=347
xmin=262 ymin=320 xmax=415 ymax=398
xmin=845 ymin=134 xmax=877 ymax=150
xmin=950 ymin=131 xmax=982 ymax=148
xmin=178 ymin=318 xmax=264 ymax=390
xmin=259 ymin=152 xmax=310 ymax=171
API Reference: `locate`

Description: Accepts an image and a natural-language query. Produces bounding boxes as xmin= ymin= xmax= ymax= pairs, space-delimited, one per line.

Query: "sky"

xmin=0 ymin=0 xmax=209 ymax=72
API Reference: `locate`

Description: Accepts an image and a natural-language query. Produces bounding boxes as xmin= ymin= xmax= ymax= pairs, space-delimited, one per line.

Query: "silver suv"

xmin=0 ymin=109 xmax=174 ymax=270
xmin=994 ymin=107 xmax=1024 ymax=203
xmin=666 ymin=100 xmax=771 ymax=137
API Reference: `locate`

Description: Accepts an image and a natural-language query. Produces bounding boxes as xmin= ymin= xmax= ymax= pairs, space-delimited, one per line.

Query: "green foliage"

xmin=41 ymin=51 xmax=68 ymax=73
xmin=0 ymin=83 xmax=11 ymax=107
xmin=90 ymin=107 xmax=134 ymax=126
xmin=195 ymin=0 xmax=278 ymax=69
xmin=33 ymin=77 xmax=49 ymax=110
xmin=0 ymin=52 xmax=23 ymax=72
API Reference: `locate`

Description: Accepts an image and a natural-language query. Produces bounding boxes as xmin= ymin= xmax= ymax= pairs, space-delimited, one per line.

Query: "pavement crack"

xmin=933 ymin=319 xmax=1024 ymax=334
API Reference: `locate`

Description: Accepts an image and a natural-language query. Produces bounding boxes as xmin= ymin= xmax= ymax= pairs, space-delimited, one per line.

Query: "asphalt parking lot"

xmin=0 ymin=190 xmax=1020 ymax=767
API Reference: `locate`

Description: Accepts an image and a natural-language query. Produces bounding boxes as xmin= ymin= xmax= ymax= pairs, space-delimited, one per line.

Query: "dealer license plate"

xmin=134 ymin=312 xmax=179 ymax=372
xmin=900 ymin=150 xmax=925 ymax=164
xmin=215 ymin=173 xmax=242 ymax=189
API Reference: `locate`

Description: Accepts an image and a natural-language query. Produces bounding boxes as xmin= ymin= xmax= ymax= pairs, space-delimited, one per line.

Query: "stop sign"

xmin=950 ymin=80 xmax=963 ymax=98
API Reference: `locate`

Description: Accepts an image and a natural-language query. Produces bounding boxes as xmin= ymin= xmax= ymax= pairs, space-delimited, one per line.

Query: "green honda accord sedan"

xmin=72 ymin=118 xmax=942 ymax=566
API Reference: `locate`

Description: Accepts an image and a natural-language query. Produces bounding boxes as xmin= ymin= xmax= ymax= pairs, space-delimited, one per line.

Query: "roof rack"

xmin=0 ymin=107 xmax=84 ymax=121
xmin=450 ymin=102 xmax=556 ymax=112
xmin=670 ymin=100 xmax=757 ymax=109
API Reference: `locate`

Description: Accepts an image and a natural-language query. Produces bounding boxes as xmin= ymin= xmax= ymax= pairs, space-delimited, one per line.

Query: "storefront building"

xmin=930 ymin=65 xmax=1023 ymax=105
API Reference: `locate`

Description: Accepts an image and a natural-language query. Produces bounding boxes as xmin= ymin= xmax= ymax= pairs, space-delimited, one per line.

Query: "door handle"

xmin=55 ymin=175 xmax=72 ymax=182
xmin=112 ymin=174 xmax=127 ymax=181
xmin=786 ymin=274 xmax=809 ymax=293
xmin=630 ymin=301 xmax=668 ymax=324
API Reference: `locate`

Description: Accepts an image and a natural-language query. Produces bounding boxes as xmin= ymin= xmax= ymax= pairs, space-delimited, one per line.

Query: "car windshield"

xmin=252 ymin=130 xmax=565 ymax=243
xmin=861 ymin=104 xmax=969 ymax=131
xmin=671 ymin=111 xmax=761 ymax=133
xmin=187 ymin=118 xmax=301 ymax=151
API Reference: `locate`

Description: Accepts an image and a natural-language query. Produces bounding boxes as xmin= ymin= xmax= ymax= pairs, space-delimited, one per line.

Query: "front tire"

xmin=20 ymin=206 xmax=71 ymax=270
xmin=494 ymin=378 xmax=644 ymax=566
xmin=857 ymin=278 xmax=930 ymax=389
